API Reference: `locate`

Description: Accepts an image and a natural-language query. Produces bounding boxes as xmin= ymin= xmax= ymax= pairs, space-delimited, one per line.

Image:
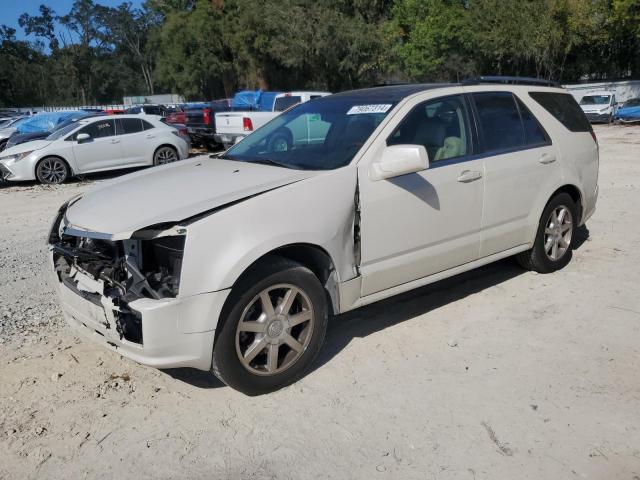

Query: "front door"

xmin=358 ymin=94 xmax=484 ymax=296
xmin=71 ymin=119 xmax=123 ymax=172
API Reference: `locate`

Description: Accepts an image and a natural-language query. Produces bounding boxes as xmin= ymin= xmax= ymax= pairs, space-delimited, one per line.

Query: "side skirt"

xmin=338 ymin=244 xmax=530 ymax=314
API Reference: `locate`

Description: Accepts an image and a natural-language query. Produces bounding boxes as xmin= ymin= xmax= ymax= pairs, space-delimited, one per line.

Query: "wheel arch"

xmin=229 ymin=243 xmax=340 ymax=315
xmin=549 ymin=184 xmax=583 ymax=221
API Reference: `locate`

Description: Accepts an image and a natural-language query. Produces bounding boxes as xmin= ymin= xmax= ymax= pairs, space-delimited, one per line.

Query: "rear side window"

xmin=144 ymin=106 xmax=161 ymax=115
xmin=529 ymin=92 xmax=591 ymax=132
xmin=141 ymin=120 xmax=154 ymax=130
xmin=472 ymin=92 xmax=524 ymax=151
xmin=274 ymin=96 xmax=302 ymax=112
xmin=514 ymin=96 xmax=550 ymax=146
xmin=116 ymin=118 xmax=144 ymax=135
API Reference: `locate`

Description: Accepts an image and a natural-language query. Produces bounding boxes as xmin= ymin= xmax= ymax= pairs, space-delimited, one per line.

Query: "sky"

xmin=1 ymin=0 xmax=143 ymax=40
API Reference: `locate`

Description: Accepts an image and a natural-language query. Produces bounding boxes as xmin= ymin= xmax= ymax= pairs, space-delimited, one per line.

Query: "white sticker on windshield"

xmin=346 ymin=104 xmax=393 ymax=115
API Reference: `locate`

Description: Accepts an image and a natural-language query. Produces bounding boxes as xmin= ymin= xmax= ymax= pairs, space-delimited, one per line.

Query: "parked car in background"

xmin=0 ymin=113 xmax=80 ymax=151
xmin=614 ymin=98 xmax=640 ymax=123
xmin=183 ymin=99 xmax=231 ymax=148
xmin=46 ymin=79 xmax=598 ymax=395
xmin=165 ymin=105 xmax=187 ymax=125
xmin=125 ymin=104 xmax=167 ymax=116
xmin=0 ymin=115 xmax=188 ymax=184
xmin=4 ymin=111 xmax=101 ymax=151
xmin=579 ymin=91 xmax=617 ymax=123
xmin=0 ymin=115 xmax=27 ymax=130
xmin=214 ymin=91 xmax=330 ymax=148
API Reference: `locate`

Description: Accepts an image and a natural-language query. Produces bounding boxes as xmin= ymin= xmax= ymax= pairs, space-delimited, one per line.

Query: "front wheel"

xmin=36 ymin=157 xmax=69 ymax=184
xmin=516 ymin=192 xmax=577 ymax=273
xmin=211 ymin=257 xmax=328 ymax=395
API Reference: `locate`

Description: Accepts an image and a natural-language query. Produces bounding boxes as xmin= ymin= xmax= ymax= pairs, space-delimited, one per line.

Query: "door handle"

xmin=111 ymin=139 xmax=120 ymax=144
xmin=146 ymin=135 xmax=156 ymax=139
xmin=539 ymin=153 xmax=556 ymax=164
xmin=457 ymin=170 xmax=482 ymax=183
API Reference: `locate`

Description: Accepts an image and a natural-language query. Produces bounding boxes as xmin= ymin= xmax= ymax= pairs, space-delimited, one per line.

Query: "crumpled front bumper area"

xmin=48 ymin=220 xmax=230 ymax=371
xmin=51 ymin=252 xmax=230 ymax=370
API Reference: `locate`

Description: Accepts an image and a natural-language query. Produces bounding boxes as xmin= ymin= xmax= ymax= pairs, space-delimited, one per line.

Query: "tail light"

xmin=203 ymin=108 xmax=211 ymax=125
xmin=243 ymin=117 xmax=253 ymax=131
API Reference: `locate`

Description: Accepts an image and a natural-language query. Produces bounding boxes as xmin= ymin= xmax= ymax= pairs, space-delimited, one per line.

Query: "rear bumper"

xmin=51 ymin=255 xmax=230 ymax=371
xmin=214 ymin=133 xmax=245 ymax=145
xmin=187 ymin=127 xmax=216 ymax=141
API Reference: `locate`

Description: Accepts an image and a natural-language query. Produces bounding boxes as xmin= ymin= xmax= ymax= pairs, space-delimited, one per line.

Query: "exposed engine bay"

xmin=50 ymin=217 xmax=185 ymax=344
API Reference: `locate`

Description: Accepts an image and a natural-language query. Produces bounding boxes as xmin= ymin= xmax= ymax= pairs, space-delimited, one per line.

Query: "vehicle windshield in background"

xmin=623 ymin=98 xmax=640 ymax=108
xmin=580 ymin=95 xmax=611 ymax=105
xmin=223 ymin=98 xmax=396 ymax=170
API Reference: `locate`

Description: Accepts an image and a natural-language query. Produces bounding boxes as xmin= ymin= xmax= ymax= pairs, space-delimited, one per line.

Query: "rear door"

xmin=115 ymin=117 xmax=148 ymax=165
xmin=71 ymin=119 xmax=123 ymax=172
xmin=469 ymin=91 xmax=560 ymax=257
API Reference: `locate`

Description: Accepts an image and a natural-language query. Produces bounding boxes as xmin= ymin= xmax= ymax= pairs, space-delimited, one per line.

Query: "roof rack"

xmin=462 ymin=76 xmax=560 ymax=87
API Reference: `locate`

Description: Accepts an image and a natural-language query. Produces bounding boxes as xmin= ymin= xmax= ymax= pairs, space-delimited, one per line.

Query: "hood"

xmin=580 ymin=104 xmax=610 ymax=112
xmin=0 ymin=139 xmax=52 ymax=157
xmin=64 ymin=157 xmax=319 ymax=239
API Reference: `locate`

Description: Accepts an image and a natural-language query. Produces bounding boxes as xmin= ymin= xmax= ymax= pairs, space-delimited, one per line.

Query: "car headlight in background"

xmin=0 ymin=150 xmax=34 ymax=163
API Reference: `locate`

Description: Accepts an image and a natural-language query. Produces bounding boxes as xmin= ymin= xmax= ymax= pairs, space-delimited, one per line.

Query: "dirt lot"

xmin=1 ymin=125 xmax=639 ymax=479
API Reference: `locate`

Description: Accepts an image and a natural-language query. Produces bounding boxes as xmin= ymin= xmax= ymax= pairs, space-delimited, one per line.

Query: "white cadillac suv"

xmin=48 ymin=78 xmax=598 ymax=395
xmin=0 ymin=115 xmax=189 ymax=184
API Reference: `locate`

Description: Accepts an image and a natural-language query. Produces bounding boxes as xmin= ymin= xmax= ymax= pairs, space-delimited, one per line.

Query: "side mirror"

xmin=369 ymin=144 xmax=429 ymax=181
xmin=76 ymin=133 xmax=91 ymax=143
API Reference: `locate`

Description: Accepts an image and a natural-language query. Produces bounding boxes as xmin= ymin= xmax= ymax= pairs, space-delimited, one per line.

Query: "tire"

xmin=267 ymin=130 xmax=292 ymax=152
xmin=153 ymin=145 xmax=178 ymax=166
xmin=516 ymin=192 xmax=577 ymax=273
xmin=211 ymin=256 xmax=328 ymax=395
xmin=36 ymin=157 xmax=69 ymax=184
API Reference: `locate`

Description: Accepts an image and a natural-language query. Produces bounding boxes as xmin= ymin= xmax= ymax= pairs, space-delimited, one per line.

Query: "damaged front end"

xmin=49 ymin=211 xmax=185 ymax=345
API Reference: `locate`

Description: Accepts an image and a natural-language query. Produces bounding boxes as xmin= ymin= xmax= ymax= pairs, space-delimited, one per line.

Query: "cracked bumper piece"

xmin=53 ymin=271 xmax=230 ymax=371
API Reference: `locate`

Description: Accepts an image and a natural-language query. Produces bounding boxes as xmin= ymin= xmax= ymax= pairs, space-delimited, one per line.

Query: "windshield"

xmin=580 ymin=95 xmax=611 ymax=105
xmin=223 ymin=97 xmax=396 ymax=170
xmin=47 ymin=122 xmax=81 ymax=140
xmin=623 ymin=98 xmax=640 ymax=108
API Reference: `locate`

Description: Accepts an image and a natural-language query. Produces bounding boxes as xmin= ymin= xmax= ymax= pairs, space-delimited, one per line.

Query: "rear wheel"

xmin=211 ymin=257 xmax=328 ymax=395
xmin=36 ymin=157 xmax=69 ymax=184
xmin=516 ymin=192 xmax=577 ymax=273
xmin=153 ymin=146 xmax=178 ymax=165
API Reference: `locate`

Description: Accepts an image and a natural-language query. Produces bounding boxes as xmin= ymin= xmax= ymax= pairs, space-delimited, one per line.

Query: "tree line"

xmin=1 ymin=0 xmax=639 ymax=107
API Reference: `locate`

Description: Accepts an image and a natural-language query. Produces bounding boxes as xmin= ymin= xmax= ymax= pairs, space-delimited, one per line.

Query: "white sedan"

xmin=0 ymin=115 xmax=189 ymax=184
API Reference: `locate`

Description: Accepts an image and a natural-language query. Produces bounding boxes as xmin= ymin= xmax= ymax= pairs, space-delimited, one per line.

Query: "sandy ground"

xmin=1 ymin=125 xmax=639 ymax=479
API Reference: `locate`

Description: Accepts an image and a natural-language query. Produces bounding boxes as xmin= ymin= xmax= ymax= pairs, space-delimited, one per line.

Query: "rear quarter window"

xmin=529 ymin=92 xmax=592 ymax=132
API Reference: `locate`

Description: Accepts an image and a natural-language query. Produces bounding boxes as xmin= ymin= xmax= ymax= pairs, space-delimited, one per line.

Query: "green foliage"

xmin=1 ymin=0 xmax=640 ymax=107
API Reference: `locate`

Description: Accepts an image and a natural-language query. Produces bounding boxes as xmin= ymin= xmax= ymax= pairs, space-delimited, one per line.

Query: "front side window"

xmin=223 ymin=97 xmax=396 ymax=170
xmin=388 ymin=95 xmax=472 ymax=162
xmin=116 ymin=118 xmax=144 ymax=135
xmin=75 ymin=119 xmax=115 ymax=140
xmin=274 ymin=96 xmax=302 ymax=112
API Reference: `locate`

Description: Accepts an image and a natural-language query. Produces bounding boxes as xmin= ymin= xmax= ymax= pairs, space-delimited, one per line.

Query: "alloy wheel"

xmin=38 ymin=158 xmax=67 ymax=184
xmin=155 ymin=147 xmax=178 ymax=165
xmin=235 ymin=284 xmax=315 ymax=376
xmin=544 ymin=205 xmax=573 ymax=261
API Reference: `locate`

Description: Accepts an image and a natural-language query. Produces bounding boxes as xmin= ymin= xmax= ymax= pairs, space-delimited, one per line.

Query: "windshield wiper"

xmin=247 ymin=158 xmax=293 ymax=169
